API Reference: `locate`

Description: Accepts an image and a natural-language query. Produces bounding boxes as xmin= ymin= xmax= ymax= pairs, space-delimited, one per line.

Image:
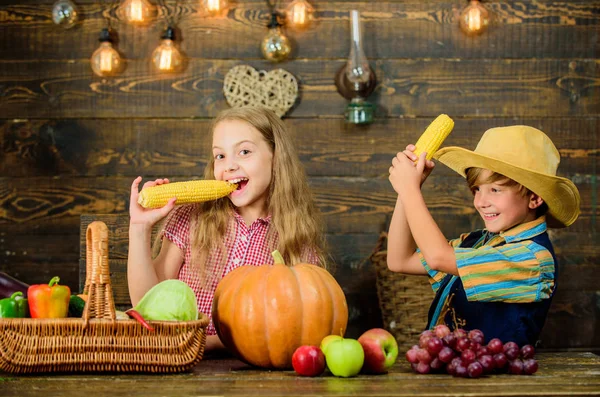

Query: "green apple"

xmin=324 ymin=337 xmax=364 ymax=377
xmin=320 ymin=334 xmax=343 ymax=356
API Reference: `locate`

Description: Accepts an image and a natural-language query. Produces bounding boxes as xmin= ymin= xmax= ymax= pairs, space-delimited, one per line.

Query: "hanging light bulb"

xmin=90 ymin=28 xmax=123 ymax=77
xmin=201 ymin=0 xmax=229 ymax=16
xmin=261 ymin=12 xmax=292 ymax=63
xmin=118 ymin=0 xmax=156 ymax=25
xmin=459 ymin=0 xmax=490 ymax=35
xmin=52 ymin=0 xmax=79 ymax=29
xmin=152 ymin=27 xmax=184 ymax=72
xmin=285 ymin=0 xmax=314 ymax=30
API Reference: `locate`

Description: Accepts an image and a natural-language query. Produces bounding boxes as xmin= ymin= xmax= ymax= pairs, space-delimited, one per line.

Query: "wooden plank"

xmin=1 ymin=2 xmax=599 ymax=60
xmin=1 ymin=117 xmax=598 ymax=178
xmin=5 ymin=233 xmax=595 ymax=295
xmin=1 ymin=353 xmax=600 ymax=395
xmin=1 ymin=175 xmax=597 ymax=234
xmin=75 ymin=214 xmax=600 ymax=268
xmin=0 ymin=233 xmax=381 ymax=295
xmin=0 ymin=59 xmax=597 ymax=118
xmin=542 ymin=291 xmax=600 ymax=349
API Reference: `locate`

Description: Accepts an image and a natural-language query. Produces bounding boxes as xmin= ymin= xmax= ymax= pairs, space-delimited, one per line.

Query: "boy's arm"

xmin=391 ymin=151 xmax=458 ymax=275
xmin=401 ymin=184 xmax=458 ymax=275
xmin=386 ymin=195 xmax=427 ymax=275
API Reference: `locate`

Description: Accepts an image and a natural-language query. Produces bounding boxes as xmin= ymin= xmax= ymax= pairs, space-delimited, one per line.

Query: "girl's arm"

xmin=389 ymin=150 xmax=458 ymax=275
xmin=128 ymin=230 xmax=184 ymax=305
xmin=127 ymin=176 xmax=179 ymax=306
xmin=204 ymin=335 xmax=226 ymax=352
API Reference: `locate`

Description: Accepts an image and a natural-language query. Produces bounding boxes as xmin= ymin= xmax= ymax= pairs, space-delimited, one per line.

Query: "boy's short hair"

xmin=466 ymin=168 xmax=529 ymax=197
xmin=466 ymin=168 xmax=548 ymax=217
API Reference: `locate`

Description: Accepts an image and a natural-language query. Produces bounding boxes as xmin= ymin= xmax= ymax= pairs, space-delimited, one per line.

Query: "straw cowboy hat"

xmin=434 ymin=125 xmax=581 ymax=228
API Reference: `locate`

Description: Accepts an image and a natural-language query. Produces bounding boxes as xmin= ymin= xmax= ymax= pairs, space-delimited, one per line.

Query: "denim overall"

xmin=425 ymin=230 xmax=557 ymax=346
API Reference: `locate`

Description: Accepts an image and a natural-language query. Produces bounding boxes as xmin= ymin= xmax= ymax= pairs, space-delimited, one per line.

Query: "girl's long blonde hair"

xmin=160 ymin=107 xmax=327 ymax=287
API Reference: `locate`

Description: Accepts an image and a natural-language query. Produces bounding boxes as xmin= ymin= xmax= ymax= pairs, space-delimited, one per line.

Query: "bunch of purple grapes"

xmin=405 ymin=325 xmax=539 ymax=378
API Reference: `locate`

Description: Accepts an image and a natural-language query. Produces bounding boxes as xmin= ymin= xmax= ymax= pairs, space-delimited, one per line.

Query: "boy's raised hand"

xmin=389 ymin=144 xmax=435 ymax=194
xmin=129 ymin=176 xmax=177 ymax=227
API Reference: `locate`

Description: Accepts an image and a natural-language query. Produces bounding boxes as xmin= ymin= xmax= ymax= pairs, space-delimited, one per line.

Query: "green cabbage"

xmin=134 ymin=280 xmax=198 ymax=321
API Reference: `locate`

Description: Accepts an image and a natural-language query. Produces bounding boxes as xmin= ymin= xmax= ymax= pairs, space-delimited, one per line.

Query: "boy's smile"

xmin=472 ymin=170 xmax=540 ymax=233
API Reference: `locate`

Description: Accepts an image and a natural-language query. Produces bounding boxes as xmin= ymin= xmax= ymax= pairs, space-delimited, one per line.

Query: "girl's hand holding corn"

xmin=129 ymin=176 xmax=177 ymax=228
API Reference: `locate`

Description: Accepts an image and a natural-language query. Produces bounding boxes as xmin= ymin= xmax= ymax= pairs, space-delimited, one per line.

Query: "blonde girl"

xmin=127 ymin=107 xmax=327 ymax=351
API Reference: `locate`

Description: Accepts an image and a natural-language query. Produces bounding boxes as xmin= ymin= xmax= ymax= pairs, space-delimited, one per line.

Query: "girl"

xmin=127 ymin=106 xmax=327 ymax=352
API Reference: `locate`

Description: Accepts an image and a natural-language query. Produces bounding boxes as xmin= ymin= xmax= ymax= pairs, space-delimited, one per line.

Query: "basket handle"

xmin=369 ymin=231 xmax=388 ymax=260
xmin=82 ymin=221 xmax=116 ymax=322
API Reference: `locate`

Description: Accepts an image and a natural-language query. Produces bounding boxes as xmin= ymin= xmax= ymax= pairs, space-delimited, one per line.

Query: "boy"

xmin=386 ymin=125 xmax=580 ymax=345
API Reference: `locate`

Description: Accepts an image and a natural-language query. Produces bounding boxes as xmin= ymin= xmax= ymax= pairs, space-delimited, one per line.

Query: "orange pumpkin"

xmin=212 ymin=251 xmax=348 ymax=369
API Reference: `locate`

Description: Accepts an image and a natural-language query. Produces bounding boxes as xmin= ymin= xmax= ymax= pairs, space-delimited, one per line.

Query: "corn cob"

xmin=137 ymin=180 xmax=237 ymax=209
xmin=413 ymin=114 xmax=455 ymax=161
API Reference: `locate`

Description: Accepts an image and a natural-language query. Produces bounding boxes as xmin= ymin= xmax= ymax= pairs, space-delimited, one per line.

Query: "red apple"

xmin=357 ymin=328 xmax=399 ymax=374
xmin=292 ymin=345 xmax=326 ymax=377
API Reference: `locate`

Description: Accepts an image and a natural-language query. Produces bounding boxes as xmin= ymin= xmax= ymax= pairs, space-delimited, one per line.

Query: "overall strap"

xmin=426 ymin=228 xmax=557 ymax=346
xmin=426 ymin=230 xmax=486 ymax=329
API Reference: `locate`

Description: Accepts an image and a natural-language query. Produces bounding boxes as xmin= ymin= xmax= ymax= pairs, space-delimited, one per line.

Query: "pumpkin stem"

xmin=271 ymin=250 xmax=285 ymax=265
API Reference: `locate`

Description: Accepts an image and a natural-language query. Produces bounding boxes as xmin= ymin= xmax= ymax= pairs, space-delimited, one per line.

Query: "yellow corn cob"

xmin=137 ymin=180 xmax=237 ymax=209
xmin=413 ymin=114 xmax=455 ymax=161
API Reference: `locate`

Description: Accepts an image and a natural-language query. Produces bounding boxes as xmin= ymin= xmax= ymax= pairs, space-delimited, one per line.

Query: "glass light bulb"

xmin=118 ymin=0 xmax=156 ymax=25
xmin=202 ymin=0 xmax=229 ymax=16
xmin=261 ymin=26 xmax=291 ymax=63
xmin=346 ymin=10 xmax=370 ymax=91
xmin=286 ymin=0 xmax=314 ymax=30
xmin=91 ymin=42 xmax=123 ymax=77
xmin=459 ymin=0 xmax=490 ymax=35
xmin=52 ymin=0 xmax=78 ymax=29
xmin=152 ymin=39 xmax=183 ymax=72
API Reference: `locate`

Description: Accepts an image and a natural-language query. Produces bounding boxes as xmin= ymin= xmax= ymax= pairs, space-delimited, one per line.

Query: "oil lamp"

xmin=334 ymin=10 xmax=376 ymax=124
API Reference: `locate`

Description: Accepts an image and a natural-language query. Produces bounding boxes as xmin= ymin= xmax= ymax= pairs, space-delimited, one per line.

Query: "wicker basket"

xmin=371 ymin=232 xmax=436 ymax=351
xmin=0 ymin=221 xmax=209 ymax=374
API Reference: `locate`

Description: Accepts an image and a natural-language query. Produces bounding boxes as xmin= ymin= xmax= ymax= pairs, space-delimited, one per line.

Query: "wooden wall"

xmin=1 ymin=1 xmax=598 ymax=350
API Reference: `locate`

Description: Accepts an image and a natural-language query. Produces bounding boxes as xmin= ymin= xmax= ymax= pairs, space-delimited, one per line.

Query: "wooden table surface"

xmin=1 ymin=352 xmax=599 ymax=396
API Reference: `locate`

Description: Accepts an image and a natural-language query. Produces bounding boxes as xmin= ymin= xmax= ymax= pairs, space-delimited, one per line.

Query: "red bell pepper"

xmin=28 ymin=276 xmax=71 ymax=318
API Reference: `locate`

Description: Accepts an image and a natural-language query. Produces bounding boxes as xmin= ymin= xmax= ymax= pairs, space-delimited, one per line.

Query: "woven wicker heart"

xmin=223 ymin=65 xmax=298 ymax=118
